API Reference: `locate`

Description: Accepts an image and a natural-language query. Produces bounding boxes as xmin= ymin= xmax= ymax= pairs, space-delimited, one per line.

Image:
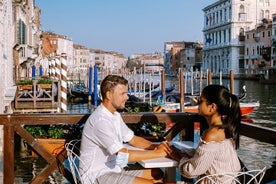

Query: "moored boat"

xmin=160 ymin=101 xmax=260 ymax=116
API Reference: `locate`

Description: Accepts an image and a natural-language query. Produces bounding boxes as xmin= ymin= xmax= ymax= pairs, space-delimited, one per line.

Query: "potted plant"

xmin=127 ymin=122 xmax=165 ymax=141
xmin=37 ymin=78 xmax=53 ymax=89
xmin=17 ymin=79 xmax=33 ymax=90
xmin=25 ymin=125 xmax=66 ymax=156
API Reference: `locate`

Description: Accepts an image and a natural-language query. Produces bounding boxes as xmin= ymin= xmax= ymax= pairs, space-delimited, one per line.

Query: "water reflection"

xmin=14 ymin=155 xmax=68 ymax=184
xmin=238 ymin=136 xmax=276 ymax=170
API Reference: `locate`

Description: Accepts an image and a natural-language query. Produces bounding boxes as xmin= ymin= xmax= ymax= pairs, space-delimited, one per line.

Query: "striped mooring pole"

xmin=55 ymin=58 xmax=61 ymax=80
xmin=50 ymin=59 xmax=56 ymax=78
xmin=60 ymin=53 xmax=67 ymax=112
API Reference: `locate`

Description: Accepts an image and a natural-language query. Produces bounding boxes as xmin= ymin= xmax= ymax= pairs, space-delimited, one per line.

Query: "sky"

xmin=35 ymin=0 xmax=217 ymax=57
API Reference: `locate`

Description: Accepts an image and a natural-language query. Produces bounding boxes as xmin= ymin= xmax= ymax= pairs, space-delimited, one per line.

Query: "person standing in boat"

xmin=80 ymin=74 xmax=171 ymax=184
xmin=169 ymin=84 xmax=242 ymax=182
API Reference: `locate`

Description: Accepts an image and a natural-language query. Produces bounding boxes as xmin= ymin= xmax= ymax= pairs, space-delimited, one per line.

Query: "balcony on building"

xmin=239 ymin=34 xmax=245 ymax=42
xmin=254 ymin=33 xmax=260 ymax=42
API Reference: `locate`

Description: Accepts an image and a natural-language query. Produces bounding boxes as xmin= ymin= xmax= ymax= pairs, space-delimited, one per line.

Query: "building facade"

xmin=180 ymin=42 xmax=203 ymax=72
xmin=73 ymin=44 xmax=92 ymax=82
xmin=244 ymin=18 xmax=272 ymax=76
xmin=130 ymin=52 xmax=164 ymax=73
xmin=164 ymin=41 xmax=203 ymax=75
xmin=271 ymin=13 xmax=276 ymax=67
xmin=41 ymin=32 xmax=74 ymax=78
xmin=164 ymin=41 xmax=184 ymax=75
xmin=0 ymin=0 xmax=15 ymax=115
xmin=13 ymin=0 xmax=41 ymax=79
xmin=93 ymin=50 xmax=127 ymax=75
xmin=202 ymin=0 xmax=276 ymax=77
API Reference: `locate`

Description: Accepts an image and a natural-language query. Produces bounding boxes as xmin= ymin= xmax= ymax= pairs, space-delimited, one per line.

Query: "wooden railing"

xmin=14 ymin=80 xmax=60 ymax=113
xmin=0 ymin=113 xmax=275 ymax=184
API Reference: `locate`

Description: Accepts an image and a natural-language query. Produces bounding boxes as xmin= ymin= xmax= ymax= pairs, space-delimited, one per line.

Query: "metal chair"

xmin=65 ymin=139 xmax=93 ymax=184
xmin=194 ymin=166 xmax=266 ymax=184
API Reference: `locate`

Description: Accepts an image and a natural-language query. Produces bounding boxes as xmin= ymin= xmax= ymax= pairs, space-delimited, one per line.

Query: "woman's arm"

xmin=118 ymin=135 xmax=171 ymax=162
xmin=179 ymin=142 xmax=215 ymax=178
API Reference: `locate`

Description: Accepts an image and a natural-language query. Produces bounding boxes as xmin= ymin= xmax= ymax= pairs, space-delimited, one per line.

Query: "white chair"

xmin=65 ymin=139 xmax=93 ymax=184
xmin=194 ymin=167 xmax=266 ymax=184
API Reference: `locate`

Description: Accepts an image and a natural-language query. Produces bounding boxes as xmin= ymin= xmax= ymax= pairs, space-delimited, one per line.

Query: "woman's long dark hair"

xmin=201 ymin=85 xmax=241 ymax=149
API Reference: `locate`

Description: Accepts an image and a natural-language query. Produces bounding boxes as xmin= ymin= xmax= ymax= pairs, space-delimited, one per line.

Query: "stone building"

xmin=130 ymin=52 xmax=164 ymax=73
xmin=271 ymin=13 xmax=276 ymax=67
xmin=0 ymin=0 xmax=15 ymax=115
xmin=13 ymin=0 xmax=41 ymax=79
xmin=202 ymin=0 xmax=276 ymax=77
xmin=244 ymin=18 xmax=272 ymax=76
xmin=180 ymin=42 xmax=203 ymax=72
xmin=93 ymin=49 xmax=127 ymax=75
xmin=164 ymin=41 xmax=203 ymax=75
xmin=164 ymin=41 xmax=184 ymax=75
xmin=41 ymin=32 xmax=74 ymax=76
xmin=0 ymin=0 xmax=40 ymax=182
xmin=73 ymin=44 xmax=93 ymax=82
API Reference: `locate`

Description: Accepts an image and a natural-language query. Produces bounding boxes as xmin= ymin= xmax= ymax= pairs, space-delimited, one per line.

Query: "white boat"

xmin=158 ymin=101 xmax=260 ymax=116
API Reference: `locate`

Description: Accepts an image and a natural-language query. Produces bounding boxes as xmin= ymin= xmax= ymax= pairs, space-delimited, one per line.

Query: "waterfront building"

xmin=93 ymin=49 xmax=127 ymax=75
xmin=164 ymin=41 xmax=203 ymax=75
xmin=73 ymin=44 xmax=93 ymax=83
xmin=130 ymin=52 xmax=164 ymax=73
xmin=164 ymin=41 xmax=184 ymax=75
xmin=41 ymin=32 xmax=74 ymax=77
xmin=180 ymin=42 xmax=203 ymax=72
xmin=0 ymin=0 xmax=13 ymax=181
xmin=13 ymin=0 xmax=41 ymax=79
xmin=244 ymin=18 xmax=272 ymax=76
xmin=202 ymin=0 xmax=276 ymax=77
xmin=0 ymin=0 xmax=15 ymax=115
xmin=0 ymin=1 xmax=43 ymax=179
xmin=271 ymin=13 xmax=276 ymax=67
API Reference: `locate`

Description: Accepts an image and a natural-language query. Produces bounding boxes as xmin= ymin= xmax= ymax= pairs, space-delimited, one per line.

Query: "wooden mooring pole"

xmin=230 ymin=70 xmax=234 ymax=94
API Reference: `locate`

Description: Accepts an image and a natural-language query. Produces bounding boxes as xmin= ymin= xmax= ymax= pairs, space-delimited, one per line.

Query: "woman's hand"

xmin=168 ymin=145 xmax=185 ymax=162
xmin=154 ymin=141 xmax=172 ymax=157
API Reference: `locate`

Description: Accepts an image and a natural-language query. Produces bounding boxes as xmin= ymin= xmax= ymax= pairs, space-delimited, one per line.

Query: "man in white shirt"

xmin=80 ymin=75 xmax=171 ymax=184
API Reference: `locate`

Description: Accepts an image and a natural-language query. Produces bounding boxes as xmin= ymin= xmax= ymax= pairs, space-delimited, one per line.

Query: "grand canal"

xmin=14 ymin=77 xmax=276 ymax=183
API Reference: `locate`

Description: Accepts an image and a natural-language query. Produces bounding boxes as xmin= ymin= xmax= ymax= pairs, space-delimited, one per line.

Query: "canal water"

xmin=14 ymin=77 xmax=276 ymax=183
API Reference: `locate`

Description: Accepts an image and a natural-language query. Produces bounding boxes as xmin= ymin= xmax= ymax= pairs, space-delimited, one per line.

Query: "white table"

xmin=124 ymin=141 xmax=196 ymax=182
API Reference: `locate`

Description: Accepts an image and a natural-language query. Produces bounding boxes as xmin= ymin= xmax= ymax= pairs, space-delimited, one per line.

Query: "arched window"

xmin=239 ymin=5 xmax=245 ymax=13
xmin=239 ymin=5 xmax=245 ymax=21
xmin=260 ymin=10 xmax=264 ymax=20
xmin=239 ymin=28 xmax=245 ymax=35
xmin=265 ymin=10 xmax=270 ymax=19
xmin=264 ymin=0 xmax=269 ymax=6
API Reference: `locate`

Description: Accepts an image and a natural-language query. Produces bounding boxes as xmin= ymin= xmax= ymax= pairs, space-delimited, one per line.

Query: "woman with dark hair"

xmin=170 ymin=84 xmax=242 ymax=182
